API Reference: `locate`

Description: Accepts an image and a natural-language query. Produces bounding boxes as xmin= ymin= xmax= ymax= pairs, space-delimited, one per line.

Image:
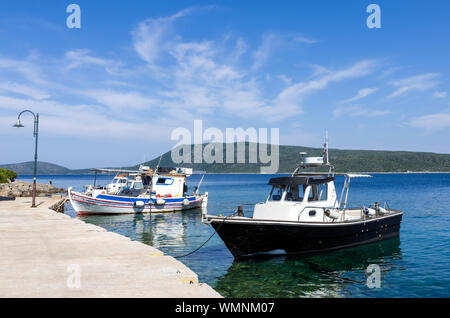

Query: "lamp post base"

xmin=31 ymin=180 xmax=36 ymax=208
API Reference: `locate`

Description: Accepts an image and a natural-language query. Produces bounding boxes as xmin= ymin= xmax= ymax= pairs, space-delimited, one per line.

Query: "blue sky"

xmin=0 ymin=0 xmax=449 ymax=168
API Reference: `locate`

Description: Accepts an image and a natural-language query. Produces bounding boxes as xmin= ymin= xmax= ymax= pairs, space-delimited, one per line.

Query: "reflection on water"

xmin=215 ymin=238 xmax=403 ymax=298
xmin=75 ymin=208 xmax=204 ymax=251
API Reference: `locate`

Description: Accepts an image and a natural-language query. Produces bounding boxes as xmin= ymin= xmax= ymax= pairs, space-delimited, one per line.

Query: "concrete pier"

xmin=0 ymin=197 xmax=221 ymax=298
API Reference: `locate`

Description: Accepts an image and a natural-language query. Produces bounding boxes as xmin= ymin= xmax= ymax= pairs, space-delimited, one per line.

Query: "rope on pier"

xmin=49 ymin=197 xmax=69 ymax=213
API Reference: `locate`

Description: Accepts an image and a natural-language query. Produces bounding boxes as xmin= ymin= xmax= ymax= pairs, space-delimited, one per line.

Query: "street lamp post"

xmin=13 ymin=110 xmax=39 ymax=208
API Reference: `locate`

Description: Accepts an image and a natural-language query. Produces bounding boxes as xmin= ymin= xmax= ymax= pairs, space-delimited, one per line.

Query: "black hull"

xmin=210 ymin=213 xmax=403 ymax=260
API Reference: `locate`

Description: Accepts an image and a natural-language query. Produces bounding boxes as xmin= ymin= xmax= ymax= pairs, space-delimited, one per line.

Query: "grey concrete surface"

xmin=0 ymin=197 xmax=221 ymax=298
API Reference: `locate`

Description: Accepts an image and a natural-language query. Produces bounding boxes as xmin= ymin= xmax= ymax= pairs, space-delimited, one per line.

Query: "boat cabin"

xmin=117 ymin=172 xmax=190 ymax=198
xmin=253 ymin=175 xmax=339 ymax=222
xmin=152 ymin=174 xmax=187 ymax=197
xmin=106 ymin=175 xmax=130 ymax=194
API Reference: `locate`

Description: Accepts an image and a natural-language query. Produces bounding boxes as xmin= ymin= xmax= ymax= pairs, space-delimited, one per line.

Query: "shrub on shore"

xmin=0 ymin=169 xmax=18 ymax=184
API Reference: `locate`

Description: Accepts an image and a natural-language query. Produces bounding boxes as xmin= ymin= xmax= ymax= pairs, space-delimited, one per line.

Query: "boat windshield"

xmin=285 ymin=184 xmax=306 ymax=202
xmin=113 ymin=178 xmax=127 ymax=184
xmin=282 ymin=184 xmax=328 ymax=202
xmin=269 ymin=186 xmax=285 ymax=201
xmin=127 ymin=181 xmax=144 ymax=190
xmin=308 ymin=184 xmax=328 ymax=201
xmin=132 ymin=182 xmax=144 ymax=190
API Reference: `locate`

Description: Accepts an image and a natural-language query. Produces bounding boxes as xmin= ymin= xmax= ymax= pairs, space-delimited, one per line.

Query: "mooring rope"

xmin=173 ymin=209 xmax=239 ymax=259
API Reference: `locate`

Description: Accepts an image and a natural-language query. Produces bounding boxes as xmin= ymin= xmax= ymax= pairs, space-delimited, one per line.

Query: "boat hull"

xmin=209 ymin=212 xmax=403 ymax=260
xmin=68 ymin=188 xmax=205 ymax=215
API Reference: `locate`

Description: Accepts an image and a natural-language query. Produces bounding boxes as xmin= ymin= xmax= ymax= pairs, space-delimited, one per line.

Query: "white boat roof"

xmin=345 ymin=173 xmax=372 ymax=178
xmin=90 ymin=168 xmax=191 ymax=176
xmin=91 ymin=168 xmax=150 ymax=174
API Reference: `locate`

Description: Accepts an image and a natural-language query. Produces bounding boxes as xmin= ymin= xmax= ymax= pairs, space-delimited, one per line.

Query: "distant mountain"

xmin=4 ymin=143 xmax=450 ymax=175
xmin=0 ymin=161 xmax=71 ymax=175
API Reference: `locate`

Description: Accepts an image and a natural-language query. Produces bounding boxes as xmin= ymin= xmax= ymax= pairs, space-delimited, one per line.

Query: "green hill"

xmin=0 ymin=161 xmax=71 ymax=175
xmin=4 ymin=143 xmax=450 ymax=175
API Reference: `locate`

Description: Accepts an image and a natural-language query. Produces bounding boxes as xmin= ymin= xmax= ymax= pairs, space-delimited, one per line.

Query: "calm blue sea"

xmin=19 ymin=173 xmax=450 ymax=297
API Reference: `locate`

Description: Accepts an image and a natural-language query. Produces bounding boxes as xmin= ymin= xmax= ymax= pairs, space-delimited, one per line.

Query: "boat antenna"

xmin=196 ymin=174 xmax=205 ymax=193
xmin=155 ymin=154 xmax=163 ymax=174
xmin=323 ymin=130 xmax=329 ymax=166
xmin=292 ymin=152 xmax=307 ymax=176
xmin=323 ymin=131 xmax=335 ymax=175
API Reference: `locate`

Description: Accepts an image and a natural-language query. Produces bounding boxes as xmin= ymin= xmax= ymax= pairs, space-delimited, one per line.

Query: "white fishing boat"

xmin=202 ymin=136 xmax=403 ymax=259
xmin=68 ymin=166 xmax=208 ymax=215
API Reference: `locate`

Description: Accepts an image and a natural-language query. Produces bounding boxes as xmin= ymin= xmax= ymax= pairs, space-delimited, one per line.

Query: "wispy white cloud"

xmin=258 ymin=60 xmax=379 ymax=121
xmin=252 ymin=33 xmax=281 ymax=70
xmin=252 ymin=33 xmax=316 ymax=70
xmin=132 ymin=8 xmax=194 ymax=66
xmin=339 ymin=87 xmax=378 ymax=104
xmin=160 ymin=48 xmax=378 ymax=121
xmin=0 ymin=82 xmax=50 ymax=100
xmin=0 ymin=56 xmax=47 ymax=85
xmin=410 ymin=112 xmax=450 ymax=130
xmin=64 ymin=49 xmax=125 ymax=74
xmin=309 ymin=64 xmax=331 ymax=77
xmin=377 ymin=66 xmax=402 ymax=79
xmin=231 ymin=37 xmax=247 ymax=62
xmin=276 ymin=74 xmax=292 ymax=85
xmin=389 ymin=73 xmax=439 ymax=98
xmin=433 ymin=91 xmax=448 ymax=98
xmin=0 ymin=8 xmax=393 ymax=141
xmin=128 ymin=9 xmax=379 ymax=122
xmin=0 ymin=94 xmax=167 ymax=139
xmin=276 ymin=60 xmax=378 ymax=101
xmin=333 ymin=104 xmax=391 ymax=119
xmin=81 ymin=89 xmax=160 ymax=110
xmin=293 ymin=35 xmax=318 ymax=44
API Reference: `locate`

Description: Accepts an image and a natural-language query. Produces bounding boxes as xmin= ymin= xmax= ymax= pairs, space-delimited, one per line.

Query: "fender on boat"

xmin=156 ymin=198 xmax=166 ymax=205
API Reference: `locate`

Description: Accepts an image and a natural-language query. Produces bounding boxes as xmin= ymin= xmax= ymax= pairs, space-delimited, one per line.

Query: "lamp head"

xmin=13 ymin=119 xmax=24 ymax=128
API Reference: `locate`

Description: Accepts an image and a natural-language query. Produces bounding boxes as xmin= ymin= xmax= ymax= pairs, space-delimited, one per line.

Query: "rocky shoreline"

xmin=0 ymin=180 xmax=65 ymax=198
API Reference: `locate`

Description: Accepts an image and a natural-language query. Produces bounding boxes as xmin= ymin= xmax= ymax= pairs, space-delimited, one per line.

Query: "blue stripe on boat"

xmin=96 ymin=194 xmax=196 ymax=203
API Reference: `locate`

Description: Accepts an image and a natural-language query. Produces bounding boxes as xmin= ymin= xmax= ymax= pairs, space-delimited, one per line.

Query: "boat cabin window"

xmin=156 ymin=177 xmax=174 ymax=185
xmin=269 ymin=186 xmax=285 ymax=201
xmin=285 ymin=184 xmax=305 ymax=202
xmin=131 ymin=182 xmax=144 ymax=190
xmin=308 ymin=184 xmax=328 ymax=201
xmin=141 ymin=175 xmax=152 ymax=187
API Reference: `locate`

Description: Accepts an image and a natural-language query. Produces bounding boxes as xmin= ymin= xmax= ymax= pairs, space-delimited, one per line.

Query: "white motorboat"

xmin=202 ymin=136 xmax=403 ymax=259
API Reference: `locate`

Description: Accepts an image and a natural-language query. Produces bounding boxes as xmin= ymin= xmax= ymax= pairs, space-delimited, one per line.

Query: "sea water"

xmin=19 ymin=173 xmax=450 ymax=297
